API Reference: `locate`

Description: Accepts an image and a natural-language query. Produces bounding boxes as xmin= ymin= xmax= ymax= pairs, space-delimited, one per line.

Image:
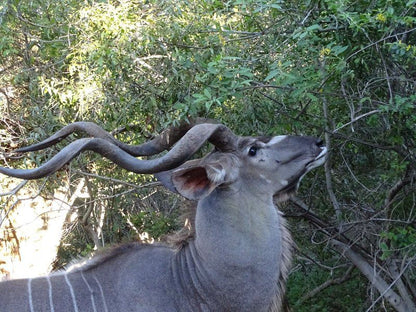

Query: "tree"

xmin=1 ymin=0 xmax=415 ymax=310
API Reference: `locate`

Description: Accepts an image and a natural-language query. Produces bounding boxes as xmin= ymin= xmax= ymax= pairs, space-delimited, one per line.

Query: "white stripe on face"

xmin=266 ymin=135 xmax=287 ymax=146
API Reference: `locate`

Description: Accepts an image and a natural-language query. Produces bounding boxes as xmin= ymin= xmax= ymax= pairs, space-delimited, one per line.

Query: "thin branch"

xmin=364 ymin=254 xmax=416 ymax=312
xmin=383 ymin=165 xmax=414 ymax=210
xmin=333 ymin=110 xmax=382 ymax=133
xmin=300 ymin=8 xmax=314 ymax=26
xmin=331 ymin=240 xmax=409 ymax=312
xmin=387 ymin=260 xmax=416 ymax=311
xmin=296 ymin=249 xmax=349 ymax=271
xmin=0 ymin=180 xmax=29 ymax=228
xmin=330 ymin=132 xmax=402 ymax=154
xmin=345 ymin=27 xmax=416 ymax=62
xmin=0 ymin=180 xmax=28 ymax=197
xmin=16 ymin=10 xmax=55 ymax=28
xmin=82 ymin=176 xmax=102 ymax=249
xmin=81 ymin=178 xmax=94 ymax=226
xmin=339 ymin=146 xmax=381 ymax=193
xmin=73 ymin=170 xmax=161 ymax=189
xmin=289 ymin=196 xmax=376 ymax=262
xmin=297 ymin=265 xmax=354 ymax=304
xmin=320 ymin=60 xmax=341 ymax=220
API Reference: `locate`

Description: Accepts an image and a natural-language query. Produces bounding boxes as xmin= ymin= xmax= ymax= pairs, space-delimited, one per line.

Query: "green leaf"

xmin=332 ymin=45 xmax=349 ymax=55
xmin=306 ymin=24 xmax=321 ymax=31
xmin=265 ymin=69 xmax=279 ymax=81
xmin=203 ymin=88 xmax=212 ymax=99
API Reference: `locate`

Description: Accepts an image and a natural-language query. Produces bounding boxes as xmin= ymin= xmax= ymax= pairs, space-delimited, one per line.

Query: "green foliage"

xmin=53 ymin=223 xmax=94 ymax=270
xmin=129 ymin=211 xmax=177 ymax=240
xmin=288 ymin=265 xmax=366 ymax=312
xmin=380 ymin=227 xmax=416 ymax=260
xmin=1 ymin=0 xmax=415 ymax=310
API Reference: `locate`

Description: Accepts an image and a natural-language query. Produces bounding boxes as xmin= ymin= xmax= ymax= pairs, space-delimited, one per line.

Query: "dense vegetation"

xmin=1 ymin=0 xmax=415 ymax=310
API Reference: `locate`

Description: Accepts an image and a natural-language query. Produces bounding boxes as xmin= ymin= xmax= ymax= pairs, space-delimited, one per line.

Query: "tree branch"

xmin=387 ymin=260 xmax=416 ymax=311
xmin=297 ymin=265 xmax=354 ymax=304
xmin=345 ymin=27 xmax=416 ymax=62
xmin=320 ymin=60 xmax=341 ymax=220
xmin=0 ymin=180 xmax=28 ymax=197
xmin=333 ymin=109 xmax=382 ymax=133
xmin=384 ymin=165 xmax=414 ymax=210
xmin=331 ymin=240 xmax=412 ymax=312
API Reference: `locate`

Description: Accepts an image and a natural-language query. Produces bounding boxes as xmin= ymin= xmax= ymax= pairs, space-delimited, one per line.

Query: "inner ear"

xmin=172 ymin=166 xmax=216 ymax=200
xmin=178 ymin=167 xmax=209 ymax=192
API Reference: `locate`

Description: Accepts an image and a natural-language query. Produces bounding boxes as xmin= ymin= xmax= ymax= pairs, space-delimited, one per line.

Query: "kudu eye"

xmin=248 ymin=146 xmax=258 ymax=157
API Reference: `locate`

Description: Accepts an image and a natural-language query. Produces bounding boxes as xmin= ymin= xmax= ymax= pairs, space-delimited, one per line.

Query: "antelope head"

xmin=0 ymin=121 xmax=326 ymax=201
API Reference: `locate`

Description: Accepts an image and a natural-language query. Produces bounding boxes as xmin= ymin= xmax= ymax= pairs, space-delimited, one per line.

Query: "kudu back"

xmin=0 ymin=121 xmax=327 ymax=312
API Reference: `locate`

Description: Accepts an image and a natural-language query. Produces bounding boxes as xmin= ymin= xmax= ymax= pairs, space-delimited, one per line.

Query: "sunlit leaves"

xmin=1 ymin=0 xmax=415 ymax=310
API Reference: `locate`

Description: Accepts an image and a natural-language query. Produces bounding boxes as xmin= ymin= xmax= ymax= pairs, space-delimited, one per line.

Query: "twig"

xmin=330 ymin=132 xmax=402 ymax=154
xmin=0 ymin=180 xmax=28 ymax=197
xmin=333 ymin=110 xmax=381 ymax=133
xmin=0 ymin=179 xmax=49 ymax=228
xmin=345 ymin=27 xmax=416 ymax=62
xmin=297 ymin=265 xmax=354 ymax=304
xmin=82 ymin=176 xmax=103 ymax=249
xmin=73 ymin=170 xmax=161 ymax=189
xmin=289 ymin=196 xmax=375 ymax=262
xmin=387 ymin=260 xmax=416 ymax=311
xmin=383 ymin=165 xmax=413 ymax=210
xmin=296 ymin=250 xmax=349 ymax=271
xmin=0 ymin=180 xmax=28 ymax=228
xmin=364 ymin=254 xmax=416 ymax=312
xmin=320 ymin=60 xmax=341 ymax=220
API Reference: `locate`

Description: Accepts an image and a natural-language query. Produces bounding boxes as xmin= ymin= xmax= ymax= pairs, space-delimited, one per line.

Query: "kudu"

xmin=0 ymin=121 xmax=327 ymax=312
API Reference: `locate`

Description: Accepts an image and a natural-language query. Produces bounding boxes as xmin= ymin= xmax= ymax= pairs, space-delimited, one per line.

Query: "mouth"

xmin=274 ymin=146 xmax=327 ymax=198
xmin=306 ymin=146 xmax=327 ymax=170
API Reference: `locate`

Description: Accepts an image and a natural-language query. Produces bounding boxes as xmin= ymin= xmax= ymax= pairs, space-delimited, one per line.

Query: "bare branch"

xmin=345 ymin=27 xmax=416 ymax=62
xmin=297 ymin=265 xmax=354 ymax=304
xmin=333 ymin=110 xmax=382 ymax=133
xmin=73 ymin=170 xmax=161 ymax=190
xmin=387 ymin=260 xmax=416 ymax=311
xmin=0 ymin=180 xmax=28 ymax=197
xmin=331 ymin=240 xmax=412 ymax=312
xmin=320 ymin=60 xmax=341 ymax=220
xmin=384 ymin=165 xmax=414 ymax=210
xmin=82 ymin=176 xmax=102 ymax=249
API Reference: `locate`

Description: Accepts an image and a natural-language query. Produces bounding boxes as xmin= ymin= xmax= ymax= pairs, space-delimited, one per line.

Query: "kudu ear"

xmin=171 ymin=166 xmax=217 ymax=200
xmin=154 ymin=159 xmax=201 ymax=195
xmin=156 ymin=157 xmax=237 ymax=200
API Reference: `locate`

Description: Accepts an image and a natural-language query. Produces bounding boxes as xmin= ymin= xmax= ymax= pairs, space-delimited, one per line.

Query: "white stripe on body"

xmin=81 ymin=271 xmax=97 ymax=312
xmin=65 ymin=273 xmax=79 ymax=312
xmin=46 ymin=276 xmax=55 ymax=312
xmin=93 ymin=274 xmax=109 ymax=312
xmin=28 ymin=278 xmax=34 ymax=312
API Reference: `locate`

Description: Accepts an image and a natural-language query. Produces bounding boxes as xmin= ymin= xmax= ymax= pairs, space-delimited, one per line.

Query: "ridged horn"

xmin=0 ymin=123 xmax=237 ymax=180
xmin=16 ymin=121 xmax=196 ymax=156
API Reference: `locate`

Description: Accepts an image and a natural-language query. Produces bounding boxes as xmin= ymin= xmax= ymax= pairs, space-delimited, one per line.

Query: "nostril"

xmin=316 ymin=138 xmax=324 ymax=147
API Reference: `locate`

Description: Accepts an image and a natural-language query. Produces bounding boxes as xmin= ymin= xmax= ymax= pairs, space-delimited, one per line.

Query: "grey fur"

xmin=0 ymin=123 xmax=326 ymax=311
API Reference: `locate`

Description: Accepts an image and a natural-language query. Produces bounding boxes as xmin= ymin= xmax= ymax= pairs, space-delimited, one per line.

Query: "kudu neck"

xmin=181 ymin=185 xmax=282 ymax=311
xmin=194 ymin=185 xmax=280 ymax=262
